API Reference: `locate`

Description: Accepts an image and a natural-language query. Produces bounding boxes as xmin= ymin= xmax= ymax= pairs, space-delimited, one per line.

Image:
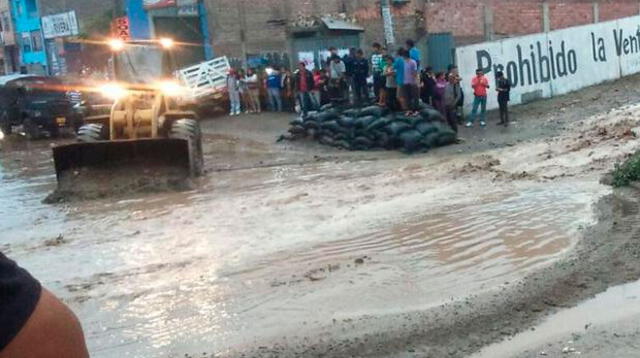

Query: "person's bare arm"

xmin=0 ymin=289 xmax=89 ymax=358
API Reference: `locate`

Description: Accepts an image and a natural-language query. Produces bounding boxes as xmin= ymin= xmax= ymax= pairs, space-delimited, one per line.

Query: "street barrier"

xmin=177 ymin=56 xmax=231 ymax=99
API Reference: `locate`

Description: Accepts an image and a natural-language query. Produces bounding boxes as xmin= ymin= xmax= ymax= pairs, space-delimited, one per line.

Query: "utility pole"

xmin=380 ymin=0 xmax=396 ymax=47
xmin=238 ymin=0 xmax=248 ymax=69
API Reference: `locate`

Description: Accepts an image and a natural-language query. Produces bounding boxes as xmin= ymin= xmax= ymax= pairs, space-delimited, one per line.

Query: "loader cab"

xmin=0 ymin=74 xmax=79 ymax=139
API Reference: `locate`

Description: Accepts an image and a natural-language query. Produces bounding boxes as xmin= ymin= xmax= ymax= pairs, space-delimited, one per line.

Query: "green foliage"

xmin=612 ymin=152 xmax=640 ymax=187
xmin=79 ymin=9 xmax=121 ymax=39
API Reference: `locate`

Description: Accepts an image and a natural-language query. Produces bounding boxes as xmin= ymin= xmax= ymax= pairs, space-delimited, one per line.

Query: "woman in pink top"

xmin=311 ymin=69 xmax=323 ymax=109
xmin=433 ymin=72 xmax=447 ymax=116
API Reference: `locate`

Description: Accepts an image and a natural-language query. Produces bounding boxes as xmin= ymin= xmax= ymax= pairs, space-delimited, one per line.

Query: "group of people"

xmin=225 ymin=39 xmax=513 ymax=132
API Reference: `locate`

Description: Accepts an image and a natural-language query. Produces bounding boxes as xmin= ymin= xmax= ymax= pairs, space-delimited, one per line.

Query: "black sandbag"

xmin=376 ymin=131 xmax=390 ymax=148
xmin=337 ymin=116 xmax=356 ymax=127
xmin=316 ymin=111 xmax=339 ymax=122
xmin=432 ymin=121 xmax=454 ymax=133
xmin=352 ymin=136 xmax=374 ymax=149
xmin=437 ymin=131 xmax=457 ymax=146
xmin=320 ymin=103 xmax=334 ymax=111
xmin=303 ymin=120 xmax=320 ymax=130
xmin=410 ymin=116 xmax=428 ymax=127
xmin=319 ymin=135 xmax=335 ymax=146
xmin=343 ymin=108 xmax=360 ymax=117
xmin=333 ymin=133 xmax=349 ymax=141
xmin=365 ymin=116 xmax=391 ymax=132
xmin=304 ymin=112 xmax=319 ymax=122
xmin=362 ymin=131 xmax=378 ymax=141
xmin=385 ymin=121 xmax=412 ymax=137
xmin=393 ymin=115 xmax=412 ymax=124
xmin=288 ymin=124 xmax=306 ymax=134
xmin=415 ymin=121 xmax=438 ymax=136
xmin=420 ymin=108 xmax=444 ymax=122
xmin=358 ymin=105 xmax=387 ymax=118
xmin=334 ymin=140 xmax=351 ymax=150
xmin=399 ymin=130 xmax=423 ymax=153
xmin=354 ymin=115 xmax=377 ymax=129
xmin=422 ymin=132 xmax=441 ymax=148
xmin=321 ymin=120 xmax=343 ymax=133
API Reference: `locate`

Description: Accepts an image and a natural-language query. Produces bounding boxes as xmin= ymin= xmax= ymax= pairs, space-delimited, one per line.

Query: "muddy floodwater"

xmin=0 ymin=116 xmax=607 ymax=358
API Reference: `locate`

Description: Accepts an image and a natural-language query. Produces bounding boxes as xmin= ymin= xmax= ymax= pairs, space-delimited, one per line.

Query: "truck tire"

xmin=23 ymin=118 xmax=41 ymax=140
xmin=0 ymin=112 xmax=11 ymax=135
xmin=169 ymin=119 xmax=203 ymax=176
xmin=77 ymin=123 xmax=107 ymax=143
xmin=48 ymin=125 xmax=60 ymax=138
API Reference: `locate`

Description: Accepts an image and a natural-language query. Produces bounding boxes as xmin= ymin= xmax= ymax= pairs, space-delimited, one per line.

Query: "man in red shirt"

xmin=466 ymin=68 xmax=490 ymax=127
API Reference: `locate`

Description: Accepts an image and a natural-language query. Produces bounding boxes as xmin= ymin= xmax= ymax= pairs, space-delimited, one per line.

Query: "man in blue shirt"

xmin=266 ymin=67 xmax=283 ymax=112
xmin=406 ymin=39 xmax=421 ymax=71
xmin=393 ymin=48 xmax=407 ymax=111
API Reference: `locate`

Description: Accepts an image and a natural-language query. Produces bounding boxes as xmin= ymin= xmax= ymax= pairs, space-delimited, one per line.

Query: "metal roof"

xmin=321 ymin=17 xmax=364 ymax=32
xmin=0 ymin=74 xmax=40 ymax=85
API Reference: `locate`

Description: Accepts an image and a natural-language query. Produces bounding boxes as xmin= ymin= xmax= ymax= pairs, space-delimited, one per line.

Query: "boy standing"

xmin=443 ymin=74 xmax=462 ymax=133
xmin=329 ymin=55 xmax=346 ymax=100
xmin=401 ymin=50 xmax=419 ymax=114
xmin=352 ymin=49 xmax=370 ymax=106
xmin=371 ymin=43 xmax=385 ymax=102
xmin=496 ymin=71 xmax=512 ymax=126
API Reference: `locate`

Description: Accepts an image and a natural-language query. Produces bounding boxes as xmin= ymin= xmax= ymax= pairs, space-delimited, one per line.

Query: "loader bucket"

xmin=49 ymin=138 xmax=195 ymax=202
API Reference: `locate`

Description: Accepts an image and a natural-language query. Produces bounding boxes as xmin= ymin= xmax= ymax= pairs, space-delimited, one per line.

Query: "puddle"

xmin=472 ymin=279 xmax=640 ymax=358
xmin=0 ymin=135 xmax=607 ymax=357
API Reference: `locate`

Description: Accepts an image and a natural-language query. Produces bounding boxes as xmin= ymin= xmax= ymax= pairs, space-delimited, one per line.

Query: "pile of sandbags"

xmin=286 ymin=103 xmax=457 ymax=153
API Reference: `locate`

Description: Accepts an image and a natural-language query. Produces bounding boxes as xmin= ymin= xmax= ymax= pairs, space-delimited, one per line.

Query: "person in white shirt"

xmin=226 ymin=69 xmax=241 ymax=116
xmin=244 ymin=68 xmax=261 ymax=113
xmin=328 ymin=55 xmax=346 ymax=100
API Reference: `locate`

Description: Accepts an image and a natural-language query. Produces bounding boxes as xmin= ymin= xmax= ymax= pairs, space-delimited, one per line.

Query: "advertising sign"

xmin=298 ymin=51 xmax=315 ymax=70
xmin=111 ymin=17 xmax=131 ymax=41
xmin=143 ymin=0 xmax=177 ymax=9
xmin=456 ymin=15 xmax=640 ymax=113
xmin=41 ymin=11 xmax=79 ymax=39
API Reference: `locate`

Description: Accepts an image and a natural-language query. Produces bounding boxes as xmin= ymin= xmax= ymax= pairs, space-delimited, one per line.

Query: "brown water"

xmin=0 ymin=136 xmax=603 ymax=357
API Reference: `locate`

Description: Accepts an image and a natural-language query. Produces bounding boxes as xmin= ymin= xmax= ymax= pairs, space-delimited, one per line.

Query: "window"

xmin=21 ymin=32 xmax=31 ymax=53
xmin=30 ymin=30 xmax=41 ymax=51
xmin=2 ymin=12 xmax=11 ymax=32
xmin=15 ymin=0 xmax=22 ymax=17
xmin=25 ymin=0 xmax=37 ymax=17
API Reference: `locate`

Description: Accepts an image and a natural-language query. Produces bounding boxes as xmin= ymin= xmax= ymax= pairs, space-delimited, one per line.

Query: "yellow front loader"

xmin=52 ymin=39 xmax=203 ymax=192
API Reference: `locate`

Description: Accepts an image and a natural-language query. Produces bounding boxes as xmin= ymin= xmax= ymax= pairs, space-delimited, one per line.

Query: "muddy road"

xmin=2 ymin=74 xmax=640 ymax=357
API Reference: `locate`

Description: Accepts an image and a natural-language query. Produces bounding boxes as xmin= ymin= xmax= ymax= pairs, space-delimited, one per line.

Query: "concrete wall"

xmin=204 ymin=0 xmax=640 ymax=64
xmin=456 ymin=14 xmax=640 ymax=113
xmin=12 ymin=0 xmax=47 ymax=70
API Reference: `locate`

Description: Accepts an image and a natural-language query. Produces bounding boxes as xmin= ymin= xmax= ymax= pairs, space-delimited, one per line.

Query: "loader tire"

xmin=0 ymin=111 xmax=11 ymax=135
xmin=23 ymin=118 xmax=41 ymax=140
xmin=169 ymin=119 xmax=204 ymax=176
xmin=77 ymin=123 xmax=107 ymax=143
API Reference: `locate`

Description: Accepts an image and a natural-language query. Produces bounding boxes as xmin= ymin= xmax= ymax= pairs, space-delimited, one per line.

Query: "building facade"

xmin=11 ymin=0 xmax=46 ymax=74
xmin=203 ymin=0 xmax=640 ymax=69
xmin=0 ymin=0 xmax=18 ymax=74
xmin=126 ymin=0 xmax=213 ymax=68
